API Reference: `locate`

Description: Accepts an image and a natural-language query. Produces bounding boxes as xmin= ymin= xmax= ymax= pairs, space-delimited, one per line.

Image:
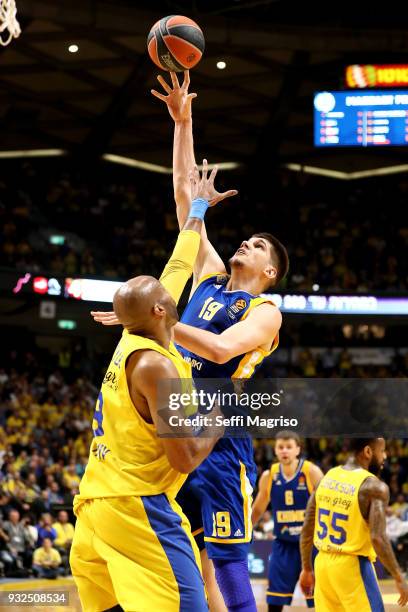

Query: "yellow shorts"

xmin=315 ymin=551 xmax=384 ymax=611
xmin=70 ymin=494 xmax=208 ymax=612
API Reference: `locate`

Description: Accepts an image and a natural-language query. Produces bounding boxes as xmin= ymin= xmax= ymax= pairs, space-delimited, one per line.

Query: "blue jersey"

xmin=176 ymin=273 xmax=280 ymax=560
xmin=268 ymin=459 xmax=314 ymax=543
xmin=177 ymin=273 xmax=279 ymax=379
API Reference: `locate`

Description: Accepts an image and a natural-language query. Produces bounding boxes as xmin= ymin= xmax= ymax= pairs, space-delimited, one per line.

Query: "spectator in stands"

xmin=2 ymin=509 xmax=32 ymax=569
xmin=0 ymin=518 xmax=13 ymax=576
xmin=36 ymin=513 xmax=56 ymax=546
xmin=32 ymin=537 xmax=61 ymax=579
xmin=53 ymin=510 xmax=74 ymax=551
xmin=53 ymin=510 xmax=74 ymax=574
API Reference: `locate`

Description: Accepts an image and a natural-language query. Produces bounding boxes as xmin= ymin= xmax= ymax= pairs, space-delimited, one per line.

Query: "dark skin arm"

xmin=299 ymin=492 xmax=316 ymax=597
xmin=127 ymin=349 xmax=222 ymax=473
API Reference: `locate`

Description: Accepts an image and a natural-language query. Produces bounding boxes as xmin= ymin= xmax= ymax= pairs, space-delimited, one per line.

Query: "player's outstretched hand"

xmin=90 ymin=311 xmax=120 ymax=326
xmin=151 ymin=71 xmax=197 ymax=123
xmin=190 ymin=159 xmax=238 ymax=207
xmin=396 ymin=575 xmax=408 ymax=606
xmin=299 ymin=569 xmax=315 ymax=598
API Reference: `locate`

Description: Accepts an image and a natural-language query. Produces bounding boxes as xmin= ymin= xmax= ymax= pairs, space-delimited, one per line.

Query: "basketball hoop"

xmin=0 ymin=0 xmax=21 ymax=46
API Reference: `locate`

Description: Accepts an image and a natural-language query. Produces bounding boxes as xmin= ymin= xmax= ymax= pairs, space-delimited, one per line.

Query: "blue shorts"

xmin=267 ymin=539 xmax=315 ymax=607
xmin=176 ymin=442 xmax=257 ymax=561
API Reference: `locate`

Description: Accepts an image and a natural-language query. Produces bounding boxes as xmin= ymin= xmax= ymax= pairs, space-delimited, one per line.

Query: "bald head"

xmin=113 ymin=275 xmax=178 ymax=334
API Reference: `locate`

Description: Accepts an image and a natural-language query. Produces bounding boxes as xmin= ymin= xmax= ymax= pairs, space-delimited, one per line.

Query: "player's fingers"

xmin=193 ymin=164 xmax=200 ymax=181
xmin=151 ymin=89 xmax=167 ymax=102
xmin=220 ymin=189 xmax=239 ymax=200
xmin=209 ymin=165 xmax=218 ymax=184
xmin=170 ymin=71 xmax=179 ymax=89
xmin=183 ymin=70 xmax=190 ymax=89
xmin=157 ymin=74 xmax=172 ymax=93
xmin=187 ymin=93 xmax=197 ymax=101
xmin=90 ymin=311 xmax=116 ymax=322
xmin=201 ymin=158 xmax=208 ymax=181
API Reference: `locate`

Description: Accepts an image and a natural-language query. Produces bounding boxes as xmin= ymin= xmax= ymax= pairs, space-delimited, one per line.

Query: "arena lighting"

xmin=102 ymin=154 xmax=170 ymax=174
xmin=217 ymin=61 xmax=226 ymax=70
xmin=61 ymin=278 xmax=408 ymax=314
xmin=68 ymin=44 xmax=79 ymax=53
xmin=102 ymin=153 xmax=241 ymax=174
xmin=284 ymin=163 xmax=408 ymax=180
xmin=0 ymin=149 xmax=66 ymax=158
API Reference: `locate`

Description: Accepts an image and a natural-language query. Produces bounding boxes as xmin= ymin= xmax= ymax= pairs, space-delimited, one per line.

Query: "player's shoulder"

xmin=246 ymin=298 xmax=282 ymax=322
xmin=129 ymin=349 xmax=178 ymax=380
xmin=360 ymin=475 xmax=389 ymax=500
xmin=196 ymin=272 xmax=229 ymax=289
xmin=258 ymin=469 xmax=272 ymax=489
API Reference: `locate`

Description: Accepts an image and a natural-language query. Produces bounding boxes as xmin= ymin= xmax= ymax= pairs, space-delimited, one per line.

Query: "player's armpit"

xmin=174 ymin=302 xmax=281 ymax=364
xmin=252 ymin=470 xmax=271 ymax=525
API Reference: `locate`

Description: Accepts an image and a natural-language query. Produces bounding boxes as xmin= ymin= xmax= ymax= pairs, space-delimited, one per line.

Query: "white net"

xmin=0 ymin=0 xmax=20 ymax=46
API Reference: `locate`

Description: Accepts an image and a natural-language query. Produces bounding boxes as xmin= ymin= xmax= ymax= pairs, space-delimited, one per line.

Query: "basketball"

xmin=147 ymin=15 xmax=205 ymax=72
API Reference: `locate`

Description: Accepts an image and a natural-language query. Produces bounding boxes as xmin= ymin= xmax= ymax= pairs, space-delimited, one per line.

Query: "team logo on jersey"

xmin=297 ymin=475 xmax=307 ymax=489
xmin=231 ymin=298 xmax=247 ymax=313
xmin=227 ymin=298 xmax=248 ymax=320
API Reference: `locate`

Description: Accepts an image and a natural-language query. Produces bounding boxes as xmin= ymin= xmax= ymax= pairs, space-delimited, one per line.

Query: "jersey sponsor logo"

xmin=112 ymin=348 xmax=124 ymax=368
xmin=234 ymin=528 xmax=243 ymax=536
xmin=92 ymin=442 xmax=111 ymax=461
xmin=183 ymin=355 xmax=203 ymax=371
xmin=102 ymin=370 xmax=119 ymax=391
xmin=276 ymin=510 xmax=305 ymax=523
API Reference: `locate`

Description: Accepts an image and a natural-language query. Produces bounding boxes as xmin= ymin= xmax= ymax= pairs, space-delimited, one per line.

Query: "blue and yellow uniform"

xmin=266 ymin=459 xmax=315 ymax=607
xmin=313 ymin=466 xmax=384 ymax=611
xmin=176 ymin=273 xmax=279 ymax=560
xmin=70 ymin=229 xmax=208 ymax=612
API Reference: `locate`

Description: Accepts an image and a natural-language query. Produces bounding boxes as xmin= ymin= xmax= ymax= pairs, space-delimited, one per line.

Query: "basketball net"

xmin=0 ymin=0 xmax=21 ymax=46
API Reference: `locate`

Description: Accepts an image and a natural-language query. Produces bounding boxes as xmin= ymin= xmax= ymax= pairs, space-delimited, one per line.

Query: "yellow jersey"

xmin=314 ymin=465 xmax=377 ymax=561
xmin=76 ymin=331 xmax=192 ymax=504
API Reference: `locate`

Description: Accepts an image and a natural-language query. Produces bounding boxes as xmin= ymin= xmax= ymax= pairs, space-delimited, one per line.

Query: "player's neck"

xmin=343 ymin=456 xmax=369 ymax=471
xmin=139 ymin=327 xmax=171 ymax=350
xmin=227 ymin=268 xmax=265 ymax=295
xmin=280 ymin=458 xmax=300 ymax=478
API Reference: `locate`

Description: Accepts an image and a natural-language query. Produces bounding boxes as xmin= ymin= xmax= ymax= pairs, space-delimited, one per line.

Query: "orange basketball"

xmin=147 ymin=15 xmax=205 ymax=72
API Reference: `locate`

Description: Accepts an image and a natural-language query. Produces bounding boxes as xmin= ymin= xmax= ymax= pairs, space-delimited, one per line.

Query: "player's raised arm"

xmin=252 ymin=470 xmax=271 ymax=525
xmin=361 ymin=479 xmax=408 ymax=606
xmin=128 ymin=351 xmax=222 ymax=473
xmin=91 ymin=161 xmax=235 ymax=325
xmin=174 ymin=301 xmax=282 ymax=364
xmin=151 ymin=71 xmax=237 ymax=288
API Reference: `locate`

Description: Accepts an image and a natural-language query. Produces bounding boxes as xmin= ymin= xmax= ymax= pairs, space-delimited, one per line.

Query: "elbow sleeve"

xmin=159 ymin=229 xmax=200 ymax=304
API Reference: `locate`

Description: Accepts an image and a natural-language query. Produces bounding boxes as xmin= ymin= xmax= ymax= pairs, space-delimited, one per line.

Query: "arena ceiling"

xmin=1 ymin=0 xmax=408 ymax=173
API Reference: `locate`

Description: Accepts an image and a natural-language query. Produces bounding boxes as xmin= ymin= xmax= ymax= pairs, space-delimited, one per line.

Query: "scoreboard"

xmin=314 ymin=90 xmax=408 ymax=147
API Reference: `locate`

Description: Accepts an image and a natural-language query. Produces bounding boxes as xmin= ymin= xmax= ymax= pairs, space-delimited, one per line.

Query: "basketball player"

xmin=300 ymin=438 xmax=408 ymax=610
xmin=70 ymin=166 xmax=226 ymax=611
xmin=92 ymin=71 xmax=288 ymax=612
xmin=252 ymin=431 xmax=323 ymax=611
